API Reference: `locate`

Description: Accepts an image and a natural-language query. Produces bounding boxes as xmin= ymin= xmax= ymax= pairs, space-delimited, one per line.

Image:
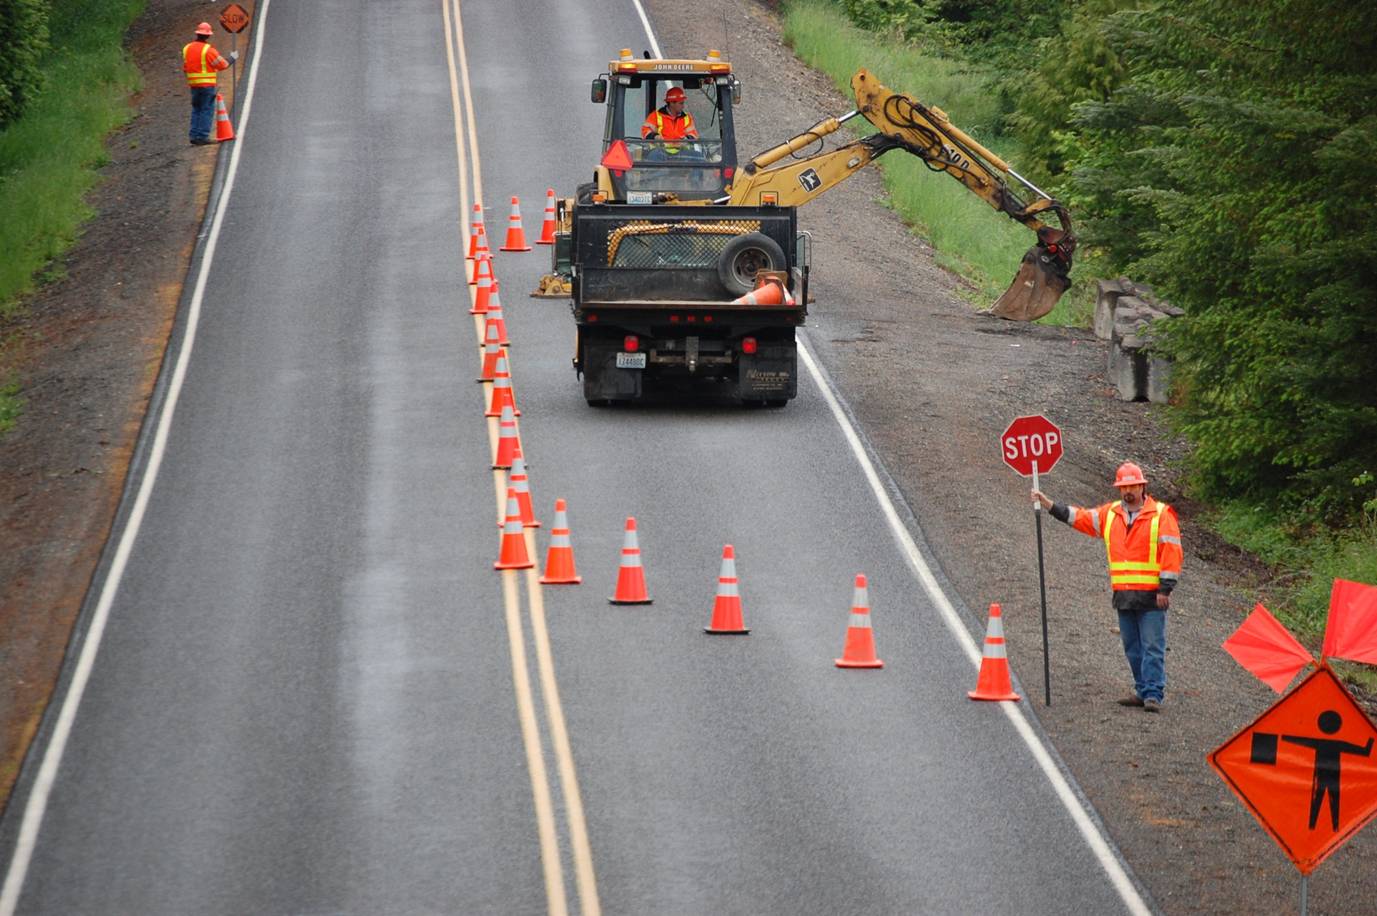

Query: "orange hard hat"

xmin=195 ymin=21 xmax=213 ymax=35
xmin=664 ymin=86 xmax=687 ymax=103
xmin=1113 ymin=462 xmax=1148 ymax=487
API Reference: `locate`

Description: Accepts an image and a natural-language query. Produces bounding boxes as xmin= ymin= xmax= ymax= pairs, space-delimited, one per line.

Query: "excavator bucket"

xmin=987 ymin=245 xmax=1070 ymax=321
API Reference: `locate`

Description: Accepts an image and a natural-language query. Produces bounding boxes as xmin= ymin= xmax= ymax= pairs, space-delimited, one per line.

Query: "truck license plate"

xmin=616 ymin=352 xmax=647 ymax=369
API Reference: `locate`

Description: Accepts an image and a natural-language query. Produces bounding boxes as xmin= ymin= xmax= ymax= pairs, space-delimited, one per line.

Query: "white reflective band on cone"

xmin=986 ymin=615 xmax=1005 ymax=639
xmin=984 ymin=641 xmax=1008 ymax=658
xmin=848 ymin=613 xmax=873 ymax=629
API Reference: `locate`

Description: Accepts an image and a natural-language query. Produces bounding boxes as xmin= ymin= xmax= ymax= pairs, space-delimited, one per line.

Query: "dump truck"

xmin=540 ymin=49 xmax=1075 ymax=406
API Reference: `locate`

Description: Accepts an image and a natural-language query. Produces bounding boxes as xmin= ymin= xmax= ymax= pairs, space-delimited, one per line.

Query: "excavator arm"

xmin=727 ymin=69 xmax=1076 ymax=320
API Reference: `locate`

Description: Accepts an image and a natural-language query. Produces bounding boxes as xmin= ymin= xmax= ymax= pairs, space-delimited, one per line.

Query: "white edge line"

xmin=0 ymin=4 xmax=273 ymax=911
xmin=796 ymin=336 xmax=1150 ymax=916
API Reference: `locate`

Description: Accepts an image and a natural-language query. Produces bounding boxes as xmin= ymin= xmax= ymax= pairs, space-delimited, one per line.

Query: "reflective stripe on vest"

xmin=184 ymin=43 xmax=217 ymax=86
xmin=1103 ymin=501 xmax=1169 ymax=588
xmin=654 ymin=111 xmax=694 ymax=153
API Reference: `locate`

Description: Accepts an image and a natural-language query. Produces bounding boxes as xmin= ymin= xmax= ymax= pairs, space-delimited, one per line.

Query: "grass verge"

xmin=781 ymin=0 xmax=1092 ymax=325
xmin=1208 ymin=500 xmax=1377 ymax=689
xmin=0 ymin=0 xmax=147 ymax=320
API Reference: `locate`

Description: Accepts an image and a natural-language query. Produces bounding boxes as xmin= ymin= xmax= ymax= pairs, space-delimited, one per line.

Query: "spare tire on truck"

xmin=717 ymin=232 xmax=787 ymax=297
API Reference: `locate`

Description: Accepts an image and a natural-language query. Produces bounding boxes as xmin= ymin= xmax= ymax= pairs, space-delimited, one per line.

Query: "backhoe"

xmin=540 ymin=50 xmax=1075 ymax=406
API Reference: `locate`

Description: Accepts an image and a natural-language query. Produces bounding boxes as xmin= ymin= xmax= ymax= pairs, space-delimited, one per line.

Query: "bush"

xmin=0 ymin=0 xmax=51 ymax=129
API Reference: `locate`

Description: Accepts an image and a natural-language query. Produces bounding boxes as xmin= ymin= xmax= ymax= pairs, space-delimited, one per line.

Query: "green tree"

xmin=1068 ymin=1 xmax=1377 ymax=521
xmin=0 ymin=0 xmax=50 ymax=129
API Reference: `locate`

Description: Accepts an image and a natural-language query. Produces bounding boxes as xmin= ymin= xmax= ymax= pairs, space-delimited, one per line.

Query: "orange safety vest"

xmin=641 ymin=108 xmax=697 ymax=146
xmin=1069 ymin=496 xmax=1182 ymax=592
xmin=183 ymin=41 xmax=228 ymax=87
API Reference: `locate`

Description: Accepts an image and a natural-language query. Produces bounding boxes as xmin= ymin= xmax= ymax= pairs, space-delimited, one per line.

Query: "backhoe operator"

xmin=641 ymin=87 xmax=698 ymax=158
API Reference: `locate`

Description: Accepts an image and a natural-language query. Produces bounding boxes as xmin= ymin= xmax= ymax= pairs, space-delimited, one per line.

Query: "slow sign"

xmin=219 ymin=3 xmax=251 ymax=34
xmin=1000 ymin=414 xmax=1063 ymax=478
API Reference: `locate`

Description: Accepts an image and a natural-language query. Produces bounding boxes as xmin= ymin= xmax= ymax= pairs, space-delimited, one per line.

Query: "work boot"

xmin=1143 ymin=698 xmax=1162 ymax=713
xmin=1116 ymin=695 xmax=1145 ymax=707
xmin=190 ymin=137 xmax=215 ymax=145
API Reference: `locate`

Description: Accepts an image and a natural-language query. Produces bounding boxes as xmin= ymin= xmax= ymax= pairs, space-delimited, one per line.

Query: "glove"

xmin=644 ymin=131 xmax=657 ymax=140
xmin=229 ymin=50 xmax=239 ymax=62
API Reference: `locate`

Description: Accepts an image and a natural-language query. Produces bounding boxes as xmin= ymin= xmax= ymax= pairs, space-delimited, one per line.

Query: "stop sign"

xmin=1001 ymin=415 xmax=1063 ymax=477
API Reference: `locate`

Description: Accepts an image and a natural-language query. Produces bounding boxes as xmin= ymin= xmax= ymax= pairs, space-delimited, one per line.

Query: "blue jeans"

xmin=1118 ymin=608 xmax=1166 ymax=702
xmin=189 ymin=86 xmax=217 ymax=140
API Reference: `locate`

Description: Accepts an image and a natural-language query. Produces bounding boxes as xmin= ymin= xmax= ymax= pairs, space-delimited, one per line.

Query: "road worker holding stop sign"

xmin=1033 ymin=462 xmax=1182 ymax=712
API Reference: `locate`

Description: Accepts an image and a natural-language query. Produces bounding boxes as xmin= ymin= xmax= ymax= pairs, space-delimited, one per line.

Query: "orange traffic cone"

xmin=214 ymin=93 xmax=235 ymax=141
xmin=536 ymin=188 xmax=558 ymax=245
xmin=482 ymin=298 xmax=510 ymax=347
xmin=835 ymin=574 xmax=883 ymax=668
xmin=476 ymin=321 xmax=508 ymax=382
xmin=494 ymin=487 xmax=534 ymax=570
xmin=467 ymin=204 xmax=486 ymax=260
xmin=968 ymin=603 xmax=1021 ymax=701
xmin=470 ymin=248 xmax=494 ymax=287
xmin=492 ymin=404 xmax=522 ymax=469
xmin=485 ymin=354 xmax=519 ymax=417
xmin=609 ymin=517 xmax=652 ymax=605
xmin=499 ymin=196 xmax=533 ymax=252
xmin=540 ymin=498 xmax=582 ymax=585
xmin=509 ymin=454 xmax=540 ymax=527
xmin=470 ymin=269 xmax=493 ymax=314
xmin=483 ymin=280 xmax=505 ymax=321
xmin=731 ymin=277 xmax=792 ymax=306
xmin=704 ymin=545 xmax=749 ymax=634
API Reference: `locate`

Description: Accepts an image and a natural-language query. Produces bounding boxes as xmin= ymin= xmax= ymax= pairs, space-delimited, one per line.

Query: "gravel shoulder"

xmin=2 ymin=2 xmax=1373 ymax=912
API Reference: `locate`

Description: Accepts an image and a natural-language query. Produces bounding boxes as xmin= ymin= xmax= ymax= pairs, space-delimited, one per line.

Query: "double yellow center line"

xmin=440 ymin=3 xmax=599 ymax=914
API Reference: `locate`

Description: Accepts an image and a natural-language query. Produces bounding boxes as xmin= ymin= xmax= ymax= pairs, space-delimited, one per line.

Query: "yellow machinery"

xmin=540 ymin=52 xmax=1075 ymax=320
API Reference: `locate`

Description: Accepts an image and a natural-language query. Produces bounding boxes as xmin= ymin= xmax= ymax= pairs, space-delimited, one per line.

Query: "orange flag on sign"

xmin=1322 ymin=578 xmax=1377 ymax=665
xmin=1222 ymin=603 xmax=1315 ymax=692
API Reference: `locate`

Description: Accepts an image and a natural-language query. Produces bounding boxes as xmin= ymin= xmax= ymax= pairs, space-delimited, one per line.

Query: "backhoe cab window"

xmin=614 ymin=77 xmax=726 ymax=197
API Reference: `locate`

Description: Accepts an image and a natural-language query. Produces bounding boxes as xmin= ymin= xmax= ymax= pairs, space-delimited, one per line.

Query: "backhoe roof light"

xmin=619 ymin=48 xmax=634 ymax=60
xmin=707 ymin=49 xmax=721 ymax=59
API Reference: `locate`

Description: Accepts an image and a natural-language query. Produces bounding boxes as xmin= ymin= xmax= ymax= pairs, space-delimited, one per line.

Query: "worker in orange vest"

xmin=641 ymin=86 xmax=698 ymax=159
xmin=183 ymin=22 xmax=236 ymax=145
xmin=1033 ymin=461 xmax=1182 ymax=712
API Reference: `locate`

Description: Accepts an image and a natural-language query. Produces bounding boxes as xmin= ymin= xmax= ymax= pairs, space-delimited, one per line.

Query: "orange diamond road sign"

xmin=219 ymin=3 xmax=251 ymax=34
xmin=1210 ymin=665 xmax=1377 ymax=874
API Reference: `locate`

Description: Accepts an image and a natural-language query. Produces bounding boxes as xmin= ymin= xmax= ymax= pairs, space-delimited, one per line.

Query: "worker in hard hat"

xmin=182 ymin=22 xmax=237 ymax=145
xmin=641 ymin=86 xmax=699 ymax=159
xmin=1033 ymin=462 xmax=1182 ymax=712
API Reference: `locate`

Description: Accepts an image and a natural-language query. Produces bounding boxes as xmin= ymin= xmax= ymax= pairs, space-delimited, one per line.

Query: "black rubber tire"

xmin=764 ymin=398 xmax=789 ymax=408
xmin=717 ymin=232 xmax=787 ymax=297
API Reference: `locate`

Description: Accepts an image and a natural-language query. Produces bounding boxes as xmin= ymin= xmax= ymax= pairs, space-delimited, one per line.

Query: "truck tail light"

xmin=623 ymin=335 xmax=640 ymax=352
xmin=741 ymin=337 xmax=758 ymax=355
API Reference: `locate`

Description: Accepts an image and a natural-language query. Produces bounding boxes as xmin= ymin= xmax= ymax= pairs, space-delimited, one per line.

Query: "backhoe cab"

xmin=589 ymin=49 xmax=741 ymax=204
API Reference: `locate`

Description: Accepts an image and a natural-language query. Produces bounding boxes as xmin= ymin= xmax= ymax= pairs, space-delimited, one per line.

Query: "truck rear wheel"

xmin=717 ymin=232 xmax=787 ymax=297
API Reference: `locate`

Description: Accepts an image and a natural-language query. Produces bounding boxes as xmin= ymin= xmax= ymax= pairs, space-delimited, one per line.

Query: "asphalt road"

xmin=1 ymin=1 xmax=1148 ymax=913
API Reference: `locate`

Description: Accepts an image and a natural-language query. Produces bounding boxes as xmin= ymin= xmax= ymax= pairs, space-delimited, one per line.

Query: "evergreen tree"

xmin=1068 ymin=1 xmax=1377 ymax=521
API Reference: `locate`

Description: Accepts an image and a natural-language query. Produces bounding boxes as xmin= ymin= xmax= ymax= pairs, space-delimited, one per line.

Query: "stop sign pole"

xmin=1001 ymin=415 xmax=1064 ymax=706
